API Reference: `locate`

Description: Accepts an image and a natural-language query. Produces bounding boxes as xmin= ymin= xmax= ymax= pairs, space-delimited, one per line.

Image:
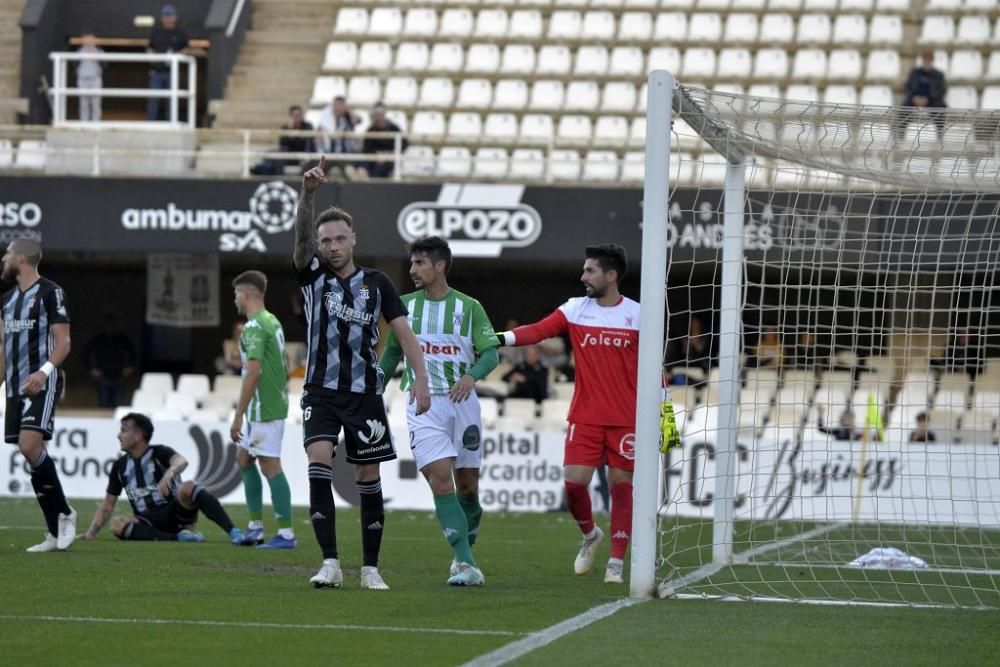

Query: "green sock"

xmin=458 ymin=493 xmax=483 ymax=546
xmin=267 ymin=472 xmax=294 ymax=530
xmin=240 ymin=465 xmax=263 ymax=522
xmin=434 ymin=492 xmax=476 ymax=567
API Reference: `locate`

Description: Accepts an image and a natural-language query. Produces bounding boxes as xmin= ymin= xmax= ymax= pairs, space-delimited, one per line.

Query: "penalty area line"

xmin=461 ymin=598 xmax=645 ymax=667
xmin=0 ymin=614 xmax=525 ymax=637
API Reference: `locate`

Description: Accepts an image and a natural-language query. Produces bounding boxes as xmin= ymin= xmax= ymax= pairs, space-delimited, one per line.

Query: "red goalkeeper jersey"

xmin=503 ymin=295 xmax=639 ymax=427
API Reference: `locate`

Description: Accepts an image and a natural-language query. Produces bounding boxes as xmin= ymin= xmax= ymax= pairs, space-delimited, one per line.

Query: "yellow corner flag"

xmin=660 ymin=400 xmax=681 ymax=453
xmin=866 ymin=393 xmax=885 ymax=442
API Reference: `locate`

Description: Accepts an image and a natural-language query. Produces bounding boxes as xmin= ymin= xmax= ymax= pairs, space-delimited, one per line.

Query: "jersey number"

xmin=303 ymin=406 xmax=312 ymax=422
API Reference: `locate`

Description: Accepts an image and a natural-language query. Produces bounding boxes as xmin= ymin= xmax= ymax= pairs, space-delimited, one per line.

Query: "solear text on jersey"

xmin=397 ymin=183 xmax=542 ymax=258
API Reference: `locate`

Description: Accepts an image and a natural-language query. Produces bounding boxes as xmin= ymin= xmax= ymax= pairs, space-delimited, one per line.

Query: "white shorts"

xmin=407 ymin=393 xmax=483 ymax=471
xmin=238 ymin=420 xmax=285 ymax=458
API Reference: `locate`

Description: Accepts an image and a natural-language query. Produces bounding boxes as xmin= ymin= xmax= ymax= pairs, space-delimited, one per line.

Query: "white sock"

xmin=584 ymin=527 xmax=599 ymax=540
xmin=608 ymin=557 xmax=624 ymax=567
xmin=278 ymin=528 xmax=295 ymax=539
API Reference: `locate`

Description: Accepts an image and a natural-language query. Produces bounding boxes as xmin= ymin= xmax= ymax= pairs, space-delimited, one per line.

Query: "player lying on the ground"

xmin=81 ymin=413 xmax=245 ymax=543
xmin=496 ymin=244 xmax=639 ymax=584
xmin=378 ymin=236 xmax=498 ymax=587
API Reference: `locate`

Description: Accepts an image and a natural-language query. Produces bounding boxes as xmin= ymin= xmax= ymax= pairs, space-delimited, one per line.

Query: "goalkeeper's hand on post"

xmin=660 ymin=400 xmax=681 ymax=453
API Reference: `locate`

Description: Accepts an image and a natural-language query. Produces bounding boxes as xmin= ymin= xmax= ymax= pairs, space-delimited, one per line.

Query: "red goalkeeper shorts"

xmin=564 ymin=422 xmax=635 ymax=471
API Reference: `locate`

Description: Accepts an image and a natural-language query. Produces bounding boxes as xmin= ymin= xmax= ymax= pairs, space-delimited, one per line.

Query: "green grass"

xmin=2 ymin=497 xmax=998 ymax=666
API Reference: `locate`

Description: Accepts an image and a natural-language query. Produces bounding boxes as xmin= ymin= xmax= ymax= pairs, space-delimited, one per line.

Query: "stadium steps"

xmin=212 ymin=0 xmax=335 ymax=130
xmin=0 ymin=0 xmax=24 ymax=124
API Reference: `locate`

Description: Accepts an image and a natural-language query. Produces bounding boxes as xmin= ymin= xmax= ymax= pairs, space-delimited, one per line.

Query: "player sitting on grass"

xmin=81 ymin=413 xmax=245 ymax=544
xmin=378 ymin=236 xmax=498 ymax=586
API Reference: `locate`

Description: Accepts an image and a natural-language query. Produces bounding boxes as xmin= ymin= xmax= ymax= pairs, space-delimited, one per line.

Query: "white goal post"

xmin=631 ymin=71 xmax=1000 ymax=609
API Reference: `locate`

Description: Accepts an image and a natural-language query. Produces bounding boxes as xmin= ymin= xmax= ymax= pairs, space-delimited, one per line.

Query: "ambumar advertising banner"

xmin=1 ymin=177 xmax=996 ymax=268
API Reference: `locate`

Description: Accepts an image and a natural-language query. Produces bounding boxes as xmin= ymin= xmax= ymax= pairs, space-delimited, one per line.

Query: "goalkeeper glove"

xmin=660 ymin=401 xmax=681 ymax=453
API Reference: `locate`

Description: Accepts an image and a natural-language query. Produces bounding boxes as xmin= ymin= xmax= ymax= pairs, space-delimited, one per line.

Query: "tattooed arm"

xmin=294 ymin=155 xmax=327 ymax=270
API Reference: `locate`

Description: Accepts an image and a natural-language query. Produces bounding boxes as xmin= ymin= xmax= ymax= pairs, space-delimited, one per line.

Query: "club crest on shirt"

xmin=358 ymin=285 xmax=370 ymax=300
xmin=453 ymin=312 xmax=463 ymax=330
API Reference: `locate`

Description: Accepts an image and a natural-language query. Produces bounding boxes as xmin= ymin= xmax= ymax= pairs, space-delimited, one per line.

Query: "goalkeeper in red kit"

xmin=496 ymin=244 xmax=638 ymax=584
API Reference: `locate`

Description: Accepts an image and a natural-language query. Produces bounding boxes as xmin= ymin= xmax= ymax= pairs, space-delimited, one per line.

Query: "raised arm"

xmin=294 ymin=155 xmax=327 ymax=270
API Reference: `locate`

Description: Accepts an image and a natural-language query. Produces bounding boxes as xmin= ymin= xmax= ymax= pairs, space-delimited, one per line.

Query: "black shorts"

xmin=5 ymin=386 xmax=58 ymax=444
xmin=123 ymin=503 xmax=198 ymax=539
xmin=301 ymin=386 xmax=397 ymax=465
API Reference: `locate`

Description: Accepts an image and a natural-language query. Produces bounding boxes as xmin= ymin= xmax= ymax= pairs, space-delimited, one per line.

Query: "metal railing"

xmin=49 ymin=52 xmax=198 ymax=128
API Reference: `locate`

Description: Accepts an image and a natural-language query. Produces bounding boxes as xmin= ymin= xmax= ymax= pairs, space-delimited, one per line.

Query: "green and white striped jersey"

xmin=382 ymin=289 xmax=498 ymax=395
xmin=240 ymin=309 xmax=289 ymax=422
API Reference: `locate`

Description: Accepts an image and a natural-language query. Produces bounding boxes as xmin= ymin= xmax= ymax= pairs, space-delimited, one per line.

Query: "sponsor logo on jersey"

xmin=420 ymin=341 xmax=462 ymax=356
xmin=580 ymin=330 xmax=634 ymax=349
xmin=618 ymin=433 xmax=636 ymax=461
xmin=5 ymin=317 xmax=37 ymax=333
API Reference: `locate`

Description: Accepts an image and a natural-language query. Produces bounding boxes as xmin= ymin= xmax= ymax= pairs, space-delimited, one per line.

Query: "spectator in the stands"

xmin=76 ymin=31 xmax=105 ymax=122
xmin=896 ymin=50 xmax=947 ymax=141
xmin=361 ymin=103 xmax=407 ymax=178
xmin=84 ymin=314 xmax=136 ymax=408
xmin=816 ymin=405 xmax=863 ymax=441
xmin=146 ymin=5 xmax=189 ymax=121
xmin=251 ymin=105 xmax=316 ymax=175
xmin=753 ymin=326 xmax=784 ymax=369
xmin=665 ymin=317 xmax=713 ymax=385
xmin=909 ymin=412 xmax=937 ymax=443
xmin=933 ymin=327 xmax=985 ymax=379
xmin=503 ymin=345 xmax=549 ymax=403
xmin=216 ymin=321 xmax=244 ymax=376
xmin=316 ymin=95 xmax=361 ymax=178
xmin=791 ymin=330 xmax=832 ymax=371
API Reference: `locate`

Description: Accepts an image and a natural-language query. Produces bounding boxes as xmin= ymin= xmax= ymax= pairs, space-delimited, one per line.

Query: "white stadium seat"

xmin=828 ymin=50 xmax=862 ymax=82
xmin=509 ymin=10 xmax=543 ymax=39
xmin=859 ymin=85 xmax=892 ymax=107
xmin=647 ymin=47 xmax=682 ymax=75
xmin=323 ymin=42 xmax=357 ymax=71
xmin=437 ymin=147 xmax=472 ymax=178
xmin=797 ymin=14 xmax=832 ymax=44
xmin=475 ymin=9 xmax=509 ymax=39
xmin=601 ymin=82 xmax=637 ymax=113
xmin=724 ymin=14 xmax=759 ymax=43
xmin=0 ymin=139 xmax=12 ymax=168
xmin=394 ymin=43 xmax=428 ymax=72
xmin=688 ymin=13 xmax=722 ymax=42
xmin=529 ymin=80 xmax=565 ymax=111
xmin=447 ymin=112 xmax=483 ymax=140
xmin=456 ymin=79 xmax=493 ymax=109
xmin=140 ymin=372 xmax=174 ymax=394
xmin=410 ymin=111 xmax=446 ymax=139
xmin=557 ymin=115 xmax=593 ymax=144
xmin=176 ymin=374 xmax=211 ymax=402
xmin=164 ymin=391 xmax=198 ymax=418
xmin=212 ymin=374 xmax=242 ymax=396
xmin=418 ymin=78 xmax=455 ymax=108
xmin=609 ymin=47 xmax=644 ymax=77
xmin=949 ymin=51 xmax=984 ymax=83
xmin=131 ymin=388 xmax=165 ymax=413
xmin=823 ymin=85 xmax=859 ymax=106
xmin=520 ymin=114 xmax=554 ymax=144
xmin=473 ymin=147 xmax=509 ymax=179
xmin=866 ymin=50 xmax=901 ymax=83
xmin=804 ymin=0 xmax=838 ymax=10
xmin=681 ymin=48 xmax=716 ymax=79
xmin=333 ymin=8 xmax=368 ymax=36
xmin=465 ymin=44 xmax=500 ymax=74
xmin=564 ymin=81 xmax=600 ymax=112
xmin=869 ymin=15 xmax=903 ymax=45
xmin=919 ymin=16 xmax=954 ymax=46
xmin=574 ymin=46 xmax=609 ymax=76
xmin=401 ymin=146 xmax=435 ymax=178
xmin=986 ymin=53 xmax=1000 ymax=82
xmin=357 ymin=42 xmax=391 ymax=72
xmin=759 ymin=14 xmax=794 ymax=44
xmin=500 ymin=45 xmax=536 ymax=75
xmin=753 ymin=49 xmax=789 ymax=79
xmin=483 ymin=113 xmax=519 ymax=141
xmin=550 ymin=150 xmax=581 ymax=181
xmin=629 ymin=117 xmax=646 ymax=147
xmin=841 ymin=0 xmax=874 ymax=9
xmin=548 ymin=11 xmax=583 ymax=40
xmin=832 ymin=15 xmax=867 ymax=45
xmin=769 ymin=0 xmax=802 ymax=9
xmin=718 ymin=49 xmax=752 ymax=80
xmin=621 ymin=152 xmax=644 ymax=181
xmin=731 ymin=0 xmax=766 ymax=7
xmin=874 ymin=0 xmax=909 ymax=9
xmin=654 ymin=13 xmax=688 ymax=42
xmin=310 ymin=76 xmax=345 ymax=106
xmin=493 ymin=80 xmax=528 ymax=109
xmin=429 ymin=43 xmax=463 ymax=73
xmin=785 ymin=84 xmax=819 ymax=103
xmin=510 ymin=148 xmax=545 ymax=179
xmin=440 ymin=9 xmax=474 ymax=38
xmin=347 ymin=76 xmax=380 ymax=108
xmin=618 ymin=12 xmax=653 ymax=41
xmin=367 ymin=8 xmax=402 ymax=37
xmin=947 ymin=86 xmax=979 ymax=110
xmin=594 ymin=115 xmax=629 ymax=143
xmin=383 ymin=77 xmax=418 ymax=107
xmin=581 ymin=11 xmax=616 ymax=41
xmin=536 ymin=46 xmax=572 ymax=76
xmin=582 ymin=151 xmax=619 ymax=181
xmin=402 ymin=8 xmax=437 ymax=37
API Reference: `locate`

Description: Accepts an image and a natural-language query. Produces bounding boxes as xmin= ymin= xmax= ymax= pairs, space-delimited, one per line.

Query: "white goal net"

xmin=636 ymin=74 xmax=1000 ymax=610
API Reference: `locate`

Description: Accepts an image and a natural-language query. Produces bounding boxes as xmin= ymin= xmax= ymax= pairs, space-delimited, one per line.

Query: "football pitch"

xmin=2 ymin=497 xmax=997 ymax=666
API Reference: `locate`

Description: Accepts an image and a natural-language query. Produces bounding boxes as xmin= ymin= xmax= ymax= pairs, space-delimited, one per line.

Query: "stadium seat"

xmin=983 ymin=86 xmax=1000 ymax=110
xmin=949 ymin=51 xmax=983 ymax=83
xmin=474 ymin=9 xmax=509 ymax=39
xmin=731 ymin=0 xmax=767 ymax=7
xmin=718 ymin=49 xmax=752 ymax=80
xmin=753 ymin=49 xmax=789 ymax=80
xmin=472 ymin=147 xmax=509 ymax=179
xmin=323 ymin=42 xmax=358 ymax=71
xmin=582 ymin=151 xmax=619 ymax=181
xmin=212 ymin=374 xmax=242 ymax=397
xmin=582 ymin=11 xmax=616 ymax=41
xmin=310 ymin=76 xmax=346 ymax=107
xmin=483 ymin=112 xmax=519 ymax=141
xmin=418 ymin=78 xmax=455 ymax=108
xmin=383 ymin=77 xmax=418 ymax=107
xmin=519 ymin=114 xmax=554 ymax=144
xmin=832 ymin=15 xmax=867 ymax=45
xmin=411 ymin=111 xmax=446 ymax=139
xmin=769 ymin=0 xmax=802 ymax=8
xmin=447 ymin=112 xmax=483 ymax=140
xmin=841 ymin=0 xmax=874 ymax=9
xmin=601 ymin=83 xmax=637 ymax=113
xmin=529 ymin=80 xmax=565 ymax=111
xmin=440 ymin=9 xmax=474 ymax=38
xmin=629 ymin=117 xmax=646 ymax=147
xmin=866 ymin=50 xmax=901 ymax=83
xmin=509 ymin=10 xmax=543 ymax=40
xmin=688 ymin=13 xmax=722 ymax=42
xmin=748 ymin=83 xmax=782 ymax=100
xmin=557 ymin=115 xmax=593 ymax=144
xmin=499 ymin=45 xmax=535 ymax=75
xmin=0 ymin=140 xmax=12 ymax=168
xmin=550 ymin=150 xmax=582 ymax=181
xmin=724 ymin=14 xmax=759 ymax=44
xmin=368 ymin=8 xmax=402 ymax=37
xmin=986 ymin=53 xmax=1000 ymax=82
xmin=479 ymin=397 xmax=500 ymax=429
xmin=429 ymin=43 xmax=463 ymax=73
xmin=691 ymin=151 xmax=727 ymax=185
xmin=437 ymin=147 xmax=472 ymax=178
xmin=647 ymin=47 xmax=682 ymax=75
xmin=466 ymin=44 xmax=500 ymax=74
xmin=874 ymin=0 xmax=908 ymax=9
xmin=493 ymin=80 xmax=528 ymax=110
xmin=621 ymin=152 xmax=645 ymax=181
xmin=714 ymin=82 xmax=745 ymax=95
xmin=548 ymin=10 xmax=583 ymax=39
xmin=402 ymin=8 xmax=437 ymax=37
xmin=355 ymin=44 xmax=391 ymax=74
xmin=859 ymin=85 xmax=893 ymax=107
xmin=609 ymin=47 xmax=644 ymax=77
xmin=333 ymin=8 xmax=368 ymax=36
xmin=681 ymin=48 xmax=716 ymax=79
xmin=654 ymin=13 xmax=688 ymax=42
xmin=401 ymin=145 xmax=435 ymax=177
xmin=394 ymin=43 xmax=429 ymax=72
xmin=176 ymin=374 xmax=211 ymax=403
xmin=140 ymin=372 xmax=174 ymax=394
xmin=759 ymin=14 xmax=794 ymax=44
xmin=594 ymin=115 xmax=629 ymax=144
xmin=797 ymin=14 xmax=831 ymax=44
xmin=564 ymin=81 xmax=600 ymax=112
xmin=823 ymin=85 xmax=859 ymax=106
xmin=919 ymin=16 xmax=955 ymax=45
xmin=828 ymin=50 xmax=862 ymax=82
xmin=965 ymin=0 xmax=997 ymax=9
xmin=574 ymin=47 xmax=609 ymax=77
xmin=164 ymin=391 xmax=198 ymax=418
xmin=456 ymin=79 xmax=493 ymax=109
xmin=785 ymin=84 xmax=819 ymax=102
xmin=618 ymin=12 xmax=653 ymax=41
xmin=509 ymin=148 xmax=545 ymax=179
xmin=868 ymin=15 xmax=903 ymax=45
xmin=347 ymin=77 xmax=381 ymax=108
xmin=946 ymin=87 xmax=979 ymax=110
xmin=536 ymin=46 xmax=572 ymax=76
xmin=925 ymin=0 xmax=960 ymax=7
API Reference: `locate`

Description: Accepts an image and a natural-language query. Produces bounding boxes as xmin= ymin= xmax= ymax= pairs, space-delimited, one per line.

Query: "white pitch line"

xmin=658 ymin=522 xmax=845 ymax=597
xmin=0 ymin=525 xmax=40 ymax=531
xmin=0 ymin=614 xmax=525 ymax=637
xmin=461 ymin=598 xmax=645 ymax=667
xmin=672 ymin=593 xmax=997 ymax=611
xmin=750 ymin=561 xmax=1000 ymax=578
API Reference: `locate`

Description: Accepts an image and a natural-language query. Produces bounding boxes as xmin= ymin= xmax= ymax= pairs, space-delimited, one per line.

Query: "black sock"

xmin=357 ymin=478 xmax=384 ymax=568
xmin=29 ymin=451 xmax=70 ymax=535
xmin=121 ymin=519 xmax=178 ymax=541
xmin=191 ymin=486 xmax=235 ymax=534
xmin=309 ymin=463 xmax=338 ymax=559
